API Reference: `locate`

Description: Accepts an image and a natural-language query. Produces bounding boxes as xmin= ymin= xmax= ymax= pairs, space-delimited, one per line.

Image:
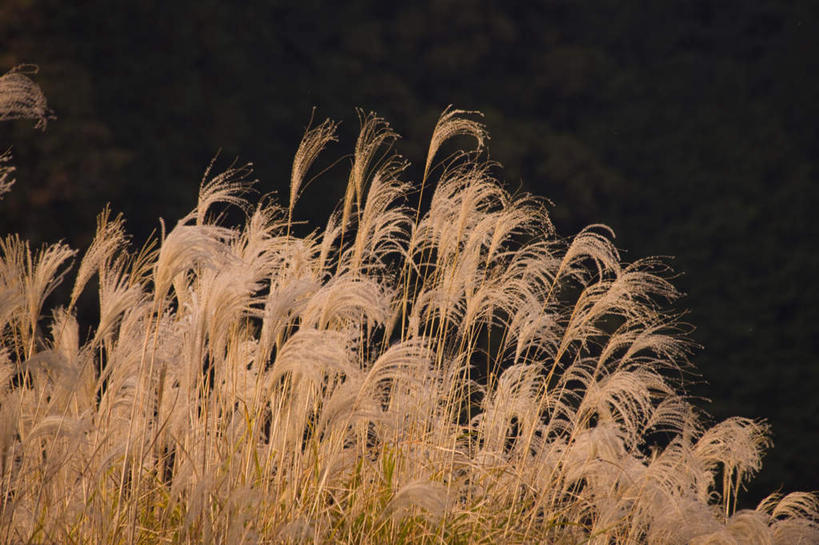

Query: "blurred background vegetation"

xmin=1 ymin=0 xmax=817 ymax=506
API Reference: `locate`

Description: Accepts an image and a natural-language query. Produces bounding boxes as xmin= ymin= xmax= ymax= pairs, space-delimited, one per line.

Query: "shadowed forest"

xmin=1 ymin=0 xmax=817 ymax=513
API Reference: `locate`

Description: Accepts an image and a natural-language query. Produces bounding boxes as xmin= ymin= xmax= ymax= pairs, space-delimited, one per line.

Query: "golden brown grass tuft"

xmin=1 ymin=69 xmax=817 ymax=545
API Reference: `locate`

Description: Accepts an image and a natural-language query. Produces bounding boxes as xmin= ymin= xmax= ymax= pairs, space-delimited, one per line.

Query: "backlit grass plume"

xmin=1 ymin=71 xmax=818 ymax=545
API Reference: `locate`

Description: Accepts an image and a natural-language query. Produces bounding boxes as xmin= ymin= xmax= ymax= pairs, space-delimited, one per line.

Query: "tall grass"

xmin=1 ymin=68 xmax=817 ymax=544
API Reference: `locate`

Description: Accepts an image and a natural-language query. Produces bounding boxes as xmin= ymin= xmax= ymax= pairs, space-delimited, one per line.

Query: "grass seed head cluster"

xmin=1 ymin=68 xmax=818 ymax=544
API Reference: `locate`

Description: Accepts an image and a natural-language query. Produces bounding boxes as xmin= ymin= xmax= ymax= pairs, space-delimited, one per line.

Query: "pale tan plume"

xmin=289 ymin=116 xmax=338 ymax=227
xmin=0 ymin=149 xmax=14 ymax=200
xmin=0 ymin=94 xmax=816 ymax=543
xmin=0 ymin=65 xmax=51 ymax=129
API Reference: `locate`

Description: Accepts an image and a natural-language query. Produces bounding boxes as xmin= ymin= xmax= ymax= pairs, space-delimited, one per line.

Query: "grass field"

xmin=1 ymin=67 xmax=817 ymax=544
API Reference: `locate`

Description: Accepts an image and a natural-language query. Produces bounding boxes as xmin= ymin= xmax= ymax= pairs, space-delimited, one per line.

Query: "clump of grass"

xmin=1 ymin=69 xmax=818 ymax=545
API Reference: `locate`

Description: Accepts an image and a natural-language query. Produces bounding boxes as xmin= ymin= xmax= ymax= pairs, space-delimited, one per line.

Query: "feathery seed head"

xmin=0 ymin=96 xmax=816 ymax=544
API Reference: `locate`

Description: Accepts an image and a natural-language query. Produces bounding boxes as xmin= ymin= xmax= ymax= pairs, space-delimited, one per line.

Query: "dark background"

xmin=2 ymin=0 xmax=817 ymax=506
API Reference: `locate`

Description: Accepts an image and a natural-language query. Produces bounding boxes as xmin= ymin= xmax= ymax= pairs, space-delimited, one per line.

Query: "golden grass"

xmin=0 ymin=67 xmax=817 ymax=544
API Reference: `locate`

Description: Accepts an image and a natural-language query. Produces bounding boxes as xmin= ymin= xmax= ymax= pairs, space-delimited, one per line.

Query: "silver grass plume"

xmin=0 ymin=150 xmax=14 ymax=200
xmin=1 ymin=75 xmax=817 ymax=544
xmin=289 ymin=116 xmax=339 ymax=230
xmin=0 ymin=65 xmax=51 ymax=129
xmin=0 ymin=66 xmax=51 ymax=200
xmin=423 ymin=105 xmax=487 ymax=182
